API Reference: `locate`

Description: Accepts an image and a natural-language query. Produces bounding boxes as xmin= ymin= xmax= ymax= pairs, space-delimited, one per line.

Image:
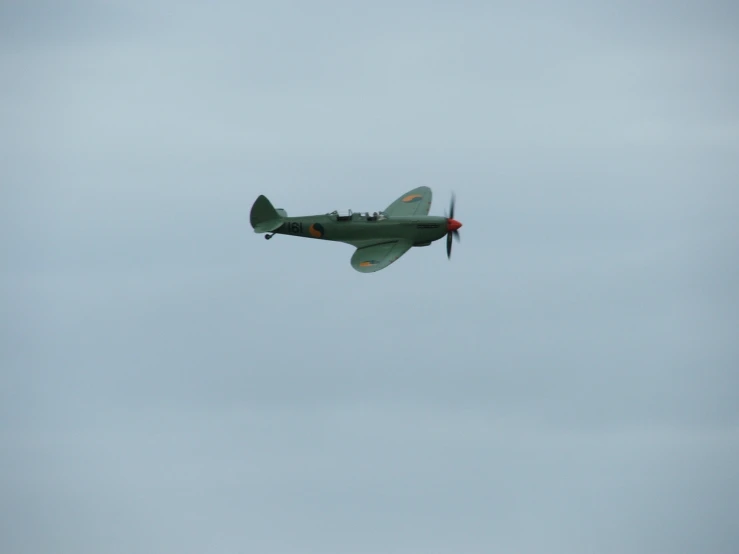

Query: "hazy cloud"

xmin=2 ymin=1 xmax=738 ymax=553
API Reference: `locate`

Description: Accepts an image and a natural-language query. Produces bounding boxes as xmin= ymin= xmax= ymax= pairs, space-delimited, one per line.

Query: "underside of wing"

xmin=384 ymin=186 xmax=432 ymax=217
xmin=350 ymin=240 xmax=414 ymax=273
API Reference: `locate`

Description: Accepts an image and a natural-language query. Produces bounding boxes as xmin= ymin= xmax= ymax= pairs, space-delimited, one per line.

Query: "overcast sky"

xmin=2 ymin=1 xmax=738 ymax=553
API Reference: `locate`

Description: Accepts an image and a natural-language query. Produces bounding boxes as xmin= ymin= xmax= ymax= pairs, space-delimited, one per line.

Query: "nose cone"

xmin=447 ymin=218 xmax=462 ymax=232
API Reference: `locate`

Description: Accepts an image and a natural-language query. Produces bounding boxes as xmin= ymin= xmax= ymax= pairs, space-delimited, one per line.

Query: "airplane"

xmin=249 ymin=186 xmax=462 ymax=273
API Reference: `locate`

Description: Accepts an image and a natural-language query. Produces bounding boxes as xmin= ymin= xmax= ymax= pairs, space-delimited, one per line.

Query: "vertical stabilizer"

xmin=250 ymin=195 xmax=285 ymax=233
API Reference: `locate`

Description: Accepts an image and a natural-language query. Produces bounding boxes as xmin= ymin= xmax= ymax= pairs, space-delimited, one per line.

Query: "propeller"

xmin=444 ymin=192 xmax=462 ymax=259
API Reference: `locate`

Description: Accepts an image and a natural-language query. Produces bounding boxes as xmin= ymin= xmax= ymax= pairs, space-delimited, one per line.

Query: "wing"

xmin=350 ymin=240 xmax=414 ymax=273
xmin=383 ymin=186 xmax=432 ymax=217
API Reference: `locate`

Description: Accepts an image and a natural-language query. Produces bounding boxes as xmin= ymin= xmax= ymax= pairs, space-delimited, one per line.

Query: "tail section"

xmin=250 ymin=195 xmax=285 ymax=233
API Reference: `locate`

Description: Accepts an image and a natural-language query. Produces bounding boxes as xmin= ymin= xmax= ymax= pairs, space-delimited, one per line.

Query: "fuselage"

xmin=271 ymin=212 xmax=450 ymax=248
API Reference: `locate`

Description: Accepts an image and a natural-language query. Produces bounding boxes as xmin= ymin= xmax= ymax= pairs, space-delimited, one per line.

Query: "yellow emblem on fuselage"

xmin=309 ymin=223 xmax=323 ymax=238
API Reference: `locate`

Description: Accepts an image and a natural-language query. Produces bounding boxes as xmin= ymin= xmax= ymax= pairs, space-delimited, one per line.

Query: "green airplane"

xmin=249 ymin=186 xmax=462 ymax=273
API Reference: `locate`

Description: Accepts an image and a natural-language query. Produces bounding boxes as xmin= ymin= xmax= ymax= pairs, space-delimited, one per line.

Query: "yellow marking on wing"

xmin=402 ymin=194 xmax=422 ymax=202
xmin=359 ymin=261 xmax=375 ymax=267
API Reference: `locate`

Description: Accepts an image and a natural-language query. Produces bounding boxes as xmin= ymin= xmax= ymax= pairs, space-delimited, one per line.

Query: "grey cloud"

xmin=2 ymin=1 xmax=738 ymax=553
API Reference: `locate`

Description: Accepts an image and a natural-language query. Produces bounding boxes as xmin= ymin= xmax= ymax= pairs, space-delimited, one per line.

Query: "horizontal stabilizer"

xmin=250 ymin=195 xmax=284 ymax=233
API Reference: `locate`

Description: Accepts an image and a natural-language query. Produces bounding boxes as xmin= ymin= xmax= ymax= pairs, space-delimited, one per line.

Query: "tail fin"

xmin=250 ymin=195 xmax=285 ymax=233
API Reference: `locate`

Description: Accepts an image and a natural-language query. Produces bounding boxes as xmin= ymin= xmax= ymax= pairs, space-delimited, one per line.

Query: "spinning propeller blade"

xmin=445 ymin=193 xmax=461 ymax=259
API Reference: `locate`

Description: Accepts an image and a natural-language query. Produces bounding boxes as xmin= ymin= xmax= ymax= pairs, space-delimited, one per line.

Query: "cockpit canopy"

xmin=327 ymin=209 xmax=388 ymax=221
